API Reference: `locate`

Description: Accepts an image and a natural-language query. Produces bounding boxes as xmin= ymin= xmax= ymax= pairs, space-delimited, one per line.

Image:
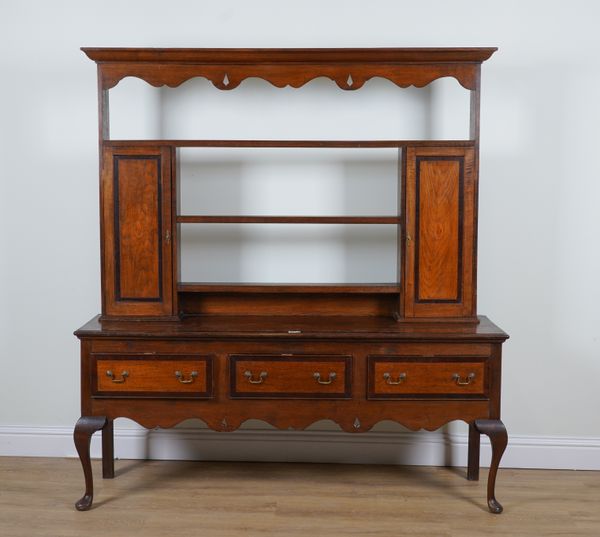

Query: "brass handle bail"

xmin=383 ymin=372 xmax=406 ymax=385
xmin=313 ymin=371 xmax=337 ymax=385
xmin=244 ymin=370 xmax=268 ymax=384
xmin=452 ymin=372 xmax=476 ymax=386
xmin=175 ymin=370 xmax=198 ymax=384
xmin=106 ymin=370 xmax=129 ymax=383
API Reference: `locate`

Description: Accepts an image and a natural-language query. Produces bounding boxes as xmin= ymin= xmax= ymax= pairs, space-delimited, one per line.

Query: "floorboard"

xmin=0 ymin=457 xmax=598 ymax=536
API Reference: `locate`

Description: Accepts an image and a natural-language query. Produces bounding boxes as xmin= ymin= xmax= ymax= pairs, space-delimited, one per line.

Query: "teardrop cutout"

xmin=223 ymin=74 xmax=230 ymax=86
xmin=347 ymin=74 xmax=353 ymax=87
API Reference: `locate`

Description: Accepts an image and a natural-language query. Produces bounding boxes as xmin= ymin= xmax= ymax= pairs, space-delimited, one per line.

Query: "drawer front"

xmin=93 ymin=354 xmax=213 ymax=398
xmin=368 ymin=356 xmax=487 ymax=399
xmin=230 ymin=355 xmax=352 ymax=399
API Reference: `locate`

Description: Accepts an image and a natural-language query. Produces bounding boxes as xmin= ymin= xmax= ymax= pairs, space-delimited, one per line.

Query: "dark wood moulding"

xmin=76 ymin=314 xmax=508 ymax=341
xmin=82 ymin=47 xmax=497 ymax=63
xmin=82 ymin=47 xmax=497 ymax=91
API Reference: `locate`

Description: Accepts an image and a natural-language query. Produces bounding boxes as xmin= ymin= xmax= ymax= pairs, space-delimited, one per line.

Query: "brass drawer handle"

xmin=313 ymin=371 xmax=337 ymax=385
xmin=175 ymin=370 xmax=198 ymax=384
xmin=106 ymin=370 xmax=129 ymax=383
xmin=453 ymin=373 xmax=476 ymax=386
xmin=383 ymin=372 xmax=406 ymax=385
xmin=244 ymin=370 xmax=268 ymax=384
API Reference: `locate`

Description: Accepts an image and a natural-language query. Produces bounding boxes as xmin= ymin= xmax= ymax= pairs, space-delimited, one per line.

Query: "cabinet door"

xmin=101 ymin=146 xmax=174 ymax=317
xmin=403 ymin=146 xmax=476 ymax=318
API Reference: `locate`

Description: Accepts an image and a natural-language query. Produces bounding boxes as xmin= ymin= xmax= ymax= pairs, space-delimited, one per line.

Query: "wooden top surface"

xmin=75 ymin=315 xmax=508 ymax=342
xmin=81 ymin=47 xmax=497 ymax=64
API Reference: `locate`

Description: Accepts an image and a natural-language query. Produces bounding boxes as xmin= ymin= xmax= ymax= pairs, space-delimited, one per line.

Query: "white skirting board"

xmin=0 ymin=425 xmax=599 ymax=470
xmin=0 ymin=426 xmax=600 ymax=470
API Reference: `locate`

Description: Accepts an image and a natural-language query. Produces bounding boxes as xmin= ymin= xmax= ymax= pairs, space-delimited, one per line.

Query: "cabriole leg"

xmin=467 ymin=422 xmax=481 ymax=481
xmin=73 ymin=416 xmax=107 ymax=511
xmin=474 ymin=419 xmax=508 ymax=514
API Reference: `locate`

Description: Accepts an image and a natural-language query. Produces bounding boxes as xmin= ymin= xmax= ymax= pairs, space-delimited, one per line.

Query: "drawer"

xmin=367 ymin=356 xmax=487 ymax=399
xmin=230 ymin=354 xmax=352 ymax=399
xmin=92 ymin=354 xmax=213 ymax=398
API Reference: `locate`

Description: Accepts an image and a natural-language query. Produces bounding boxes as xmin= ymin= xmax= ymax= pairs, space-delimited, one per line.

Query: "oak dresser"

xmin=74 ymin=47 xmax=509 ymax=513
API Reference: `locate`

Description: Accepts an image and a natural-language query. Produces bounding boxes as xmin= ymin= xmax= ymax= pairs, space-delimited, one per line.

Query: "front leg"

xmin=73 ymin=416 xmax=107 ymax=511
xmin=474 ymin=419 xmax=508 ymax=514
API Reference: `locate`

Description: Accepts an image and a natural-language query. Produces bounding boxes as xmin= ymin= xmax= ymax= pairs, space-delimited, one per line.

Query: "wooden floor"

xmin=1 ymin=457 xmax=599 ymax=536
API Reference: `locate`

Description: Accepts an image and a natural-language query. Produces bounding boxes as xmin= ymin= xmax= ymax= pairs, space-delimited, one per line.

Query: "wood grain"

xmin=404 ymin=146 xmax=476 ymax=318
xmin=417 ymin=158 xmax=461 ymax=301
xmin=230 ymin=355 xmax=351 ymax=399
xmin=94 ymin=356 xmax=211 ymax=397
xmin=101 ymin=146 xmax=174 ymax=317
xmin=74 ymin=331 xmax=504 ymax=433
xmin=116 ymin=156 xmax=161 ymax=299
xmin=369 ymin=358 xmax=486 ymax=397
xmin=178 ymin=292 xmax=397 ymax=317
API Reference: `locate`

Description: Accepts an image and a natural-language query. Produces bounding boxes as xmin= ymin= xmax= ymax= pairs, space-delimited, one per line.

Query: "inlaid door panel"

xmin=403 ymin=146 xmax=476 ymax=318
xmin=101 ymin=146 xmax=174 ymax=317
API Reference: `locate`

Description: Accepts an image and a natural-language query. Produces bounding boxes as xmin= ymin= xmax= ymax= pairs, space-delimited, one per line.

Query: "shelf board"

xmin=83 ymin=48 xmax=498 ymax=64
xmin=178 ymin=283 xmax=401 ymax=294
xmin=177 ymin=215 xmax=400 ymax=224
xmin=103 ymin=139 xmax=475 ymax=149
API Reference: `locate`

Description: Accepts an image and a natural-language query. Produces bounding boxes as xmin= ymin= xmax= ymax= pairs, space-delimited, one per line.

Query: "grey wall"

xmin=1 ymin=1 xmax=599 ymax=448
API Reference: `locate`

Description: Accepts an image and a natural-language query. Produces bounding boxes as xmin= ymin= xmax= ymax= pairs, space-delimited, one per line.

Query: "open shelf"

xmin=178 ymin=283 xmax=401 ymax=294
xmin=105 ymin=139 xmax=475 ymax=148
xmin=177 ymin=215 xmax=400 ymax=225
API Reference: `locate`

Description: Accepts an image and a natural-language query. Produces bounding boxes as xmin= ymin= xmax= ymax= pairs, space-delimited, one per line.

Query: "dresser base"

xmin=74 ymin=314 xmax=509 ymax=512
